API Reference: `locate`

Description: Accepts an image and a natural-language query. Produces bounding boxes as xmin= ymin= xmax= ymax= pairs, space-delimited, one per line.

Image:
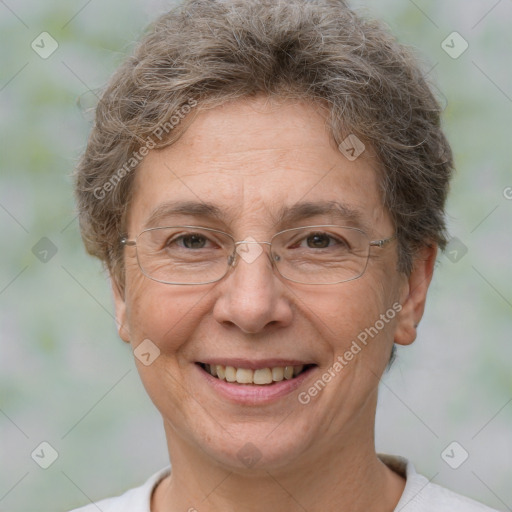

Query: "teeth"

xmin=284 ymin=366 xmax=294 ymax=380
xmin=253 ymin=368 xmax=273 ymax=385
xmin=225 ymin=366 xmax=236 ymax=382
xmin=271 ymin=366 xmax=284 ymax=382
xmin=236 ymin=368 xmax=253 ymax=384
xmin=205 ymin=364 xmax=308 ymax=385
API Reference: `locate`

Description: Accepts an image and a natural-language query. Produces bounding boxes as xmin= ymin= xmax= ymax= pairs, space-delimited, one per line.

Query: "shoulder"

xmin=379 ymin=454 xmax=500 ymax=512
xmin=66 ymin=467 xmax=171 ymax=512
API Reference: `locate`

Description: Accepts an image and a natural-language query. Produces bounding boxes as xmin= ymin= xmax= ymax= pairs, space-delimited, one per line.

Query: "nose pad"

xmin=236 ymin=239 xmax=266 ymax=266
xmin=227 ymin=241 xmax=274 ymax=272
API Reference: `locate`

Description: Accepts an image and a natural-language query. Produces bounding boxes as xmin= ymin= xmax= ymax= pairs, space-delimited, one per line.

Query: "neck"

xmin=152 ymin=396 xmax=405 ymax=512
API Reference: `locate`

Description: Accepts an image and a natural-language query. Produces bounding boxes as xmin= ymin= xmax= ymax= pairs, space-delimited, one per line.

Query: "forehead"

xmin=128 ymin=98 xmax=390 ymax=234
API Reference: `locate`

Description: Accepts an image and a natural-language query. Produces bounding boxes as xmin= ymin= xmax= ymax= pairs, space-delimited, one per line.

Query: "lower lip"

xmin=195 ymin=364 xmax=316 ymax=405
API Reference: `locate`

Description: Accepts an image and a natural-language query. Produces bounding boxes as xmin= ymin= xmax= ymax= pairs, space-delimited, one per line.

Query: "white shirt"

xmin=69 ymin=454 xmax=499 ymax=511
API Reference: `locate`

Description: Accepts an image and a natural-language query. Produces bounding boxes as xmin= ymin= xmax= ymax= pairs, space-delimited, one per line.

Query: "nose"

xmin=212 ymin=240 xmax=293 ymax=334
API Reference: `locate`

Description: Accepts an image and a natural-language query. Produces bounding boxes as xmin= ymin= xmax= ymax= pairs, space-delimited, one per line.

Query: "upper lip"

xmin=197 ymin=359 xmax=315 ymax=370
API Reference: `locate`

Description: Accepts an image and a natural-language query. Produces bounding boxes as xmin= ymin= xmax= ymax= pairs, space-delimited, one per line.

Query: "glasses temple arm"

xmin=369 ymin=234 xmax=397 ymax=248
xmin=120 ymin=237 xmax=136 ymax=247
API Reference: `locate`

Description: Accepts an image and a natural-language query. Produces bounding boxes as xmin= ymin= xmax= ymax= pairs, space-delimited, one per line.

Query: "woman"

xmin=70 ymin=0 xmax=499 ymax=510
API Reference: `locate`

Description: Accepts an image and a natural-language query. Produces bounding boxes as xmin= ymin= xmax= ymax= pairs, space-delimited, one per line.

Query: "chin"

xmin=188 ymin=417 xmax=317 ymax=472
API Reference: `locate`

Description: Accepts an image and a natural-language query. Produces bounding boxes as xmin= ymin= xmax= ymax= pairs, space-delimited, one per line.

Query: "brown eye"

xmin=306 ymin=233 xmax=331 ymax=249
xmin=163 ymin=232 xmax=213 ymax=251
xmin=179 ymin=234 xmax=207 ymax=249
xmin=297 ymin=232 xmax=349 ymax=250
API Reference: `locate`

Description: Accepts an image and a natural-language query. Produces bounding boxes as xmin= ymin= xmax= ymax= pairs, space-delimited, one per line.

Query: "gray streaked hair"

xmin=75 ymin=0 xmax=453 ymax=289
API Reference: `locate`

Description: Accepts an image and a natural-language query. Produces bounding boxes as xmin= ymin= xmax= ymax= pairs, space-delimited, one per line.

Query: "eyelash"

xmin=164 ymin=231 xmax=350 ymax=251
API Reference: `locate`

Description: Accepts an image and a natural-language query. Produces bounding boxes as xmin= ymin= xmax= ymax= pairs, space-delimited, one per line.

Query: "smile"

xmin=198 ymin=363 xmax=314 ymax=385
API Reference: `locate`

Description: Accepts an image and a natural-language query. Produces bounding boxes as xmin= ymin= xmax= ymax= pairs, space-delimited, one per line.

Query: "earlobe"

xmin=394 ymin=244 xmax=438 ymax=346
xmin=110 ymin=275 xmax=131 ymax=343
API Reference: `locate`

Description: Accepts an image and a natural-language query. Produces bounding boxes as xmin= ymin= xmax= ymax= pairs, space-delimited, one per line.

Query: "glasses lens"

xmin=271 ymin=226 xmax=370 ymax=284
xmin=136 ymin=227 xmax=233 ymax=284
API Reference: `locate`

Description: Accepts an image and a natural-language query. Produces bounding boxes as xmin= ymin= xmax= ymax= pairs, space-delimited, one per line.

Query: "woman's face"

xmin=113 ymin=97 xmax=424 ymax=471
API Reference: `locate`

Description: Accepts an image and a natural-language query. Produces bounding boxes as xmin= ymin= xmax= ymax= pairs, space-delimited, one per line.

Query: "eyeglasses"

xmin=120 ymin=225 xmax=396 ymax=285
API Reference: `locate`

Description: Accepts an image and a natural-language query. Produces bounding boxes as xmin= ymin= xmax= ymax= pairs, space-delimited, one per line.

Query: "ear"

xmin=110 ymin=274 xmax=131 ymax=344
xmin=394 ymin=244 xmax=437 ymax=346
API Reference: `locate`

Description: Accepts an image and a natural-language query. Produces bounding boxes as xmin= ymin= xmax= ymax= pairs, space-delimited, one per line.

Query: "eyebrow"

xmin=143 ymin=199 xmax=369 ymax=231
xmin=275 ymin=200 xmax=367 ymax=229
xmin=143 ymin=200 xmax=227 ymax=228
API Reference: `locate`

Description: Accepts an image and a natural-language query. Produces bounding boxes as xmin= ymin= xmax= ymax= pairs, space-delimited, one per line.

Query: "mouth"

xmin=196 ymin=362 xmax=316 ymax=385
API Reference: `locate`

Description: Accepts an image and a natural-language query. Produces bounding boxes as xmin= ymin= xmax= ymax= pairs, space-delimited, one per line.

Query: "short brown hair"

xmin=75 ymin=0 xmax=453 ymax=287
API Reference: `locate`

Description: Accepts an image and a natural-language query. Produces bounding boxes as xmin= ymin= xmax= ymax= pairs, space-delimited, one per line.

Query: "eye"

xmin=305 ymin=232 xmax=333 ymax=249
xmin=173 ymin=233 xmax=209 ymax=249
xmin=161 ymin=231 xmax=217 ymax=251
xmin=295 ymin=231 xmax=349 ymax=250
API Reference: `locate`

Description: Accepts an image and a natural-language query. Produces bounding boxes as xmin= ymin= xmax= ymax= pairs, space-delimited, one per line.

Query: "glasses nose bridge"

xmin=229 ymin=239 xmax=273 ymax=268
xmin=234 ymin=240 xmax=272 ymax=247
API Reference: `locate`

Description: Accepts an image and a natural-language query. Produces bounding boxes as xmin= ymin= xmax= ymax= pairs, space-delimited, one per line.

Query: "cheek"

xmin=124 ymin=269 xmax=210 ymax=360
xmin=122 ymin=277 xmax=203 ymax=412
xmin=299 ymin=276 xmax=399 ymax=357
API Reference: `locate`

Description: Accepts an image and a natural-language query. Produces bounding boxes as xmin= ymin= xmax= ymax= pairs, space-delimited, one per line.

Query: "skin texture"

xmin=111 ymin=97 xmax=436 ymax=512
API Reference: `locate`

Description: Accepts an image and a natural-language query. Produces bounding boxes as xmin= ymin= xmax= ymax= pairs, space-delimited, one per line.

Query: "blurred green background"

xmin=0 ymin=1 xmax=511 ymax=510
